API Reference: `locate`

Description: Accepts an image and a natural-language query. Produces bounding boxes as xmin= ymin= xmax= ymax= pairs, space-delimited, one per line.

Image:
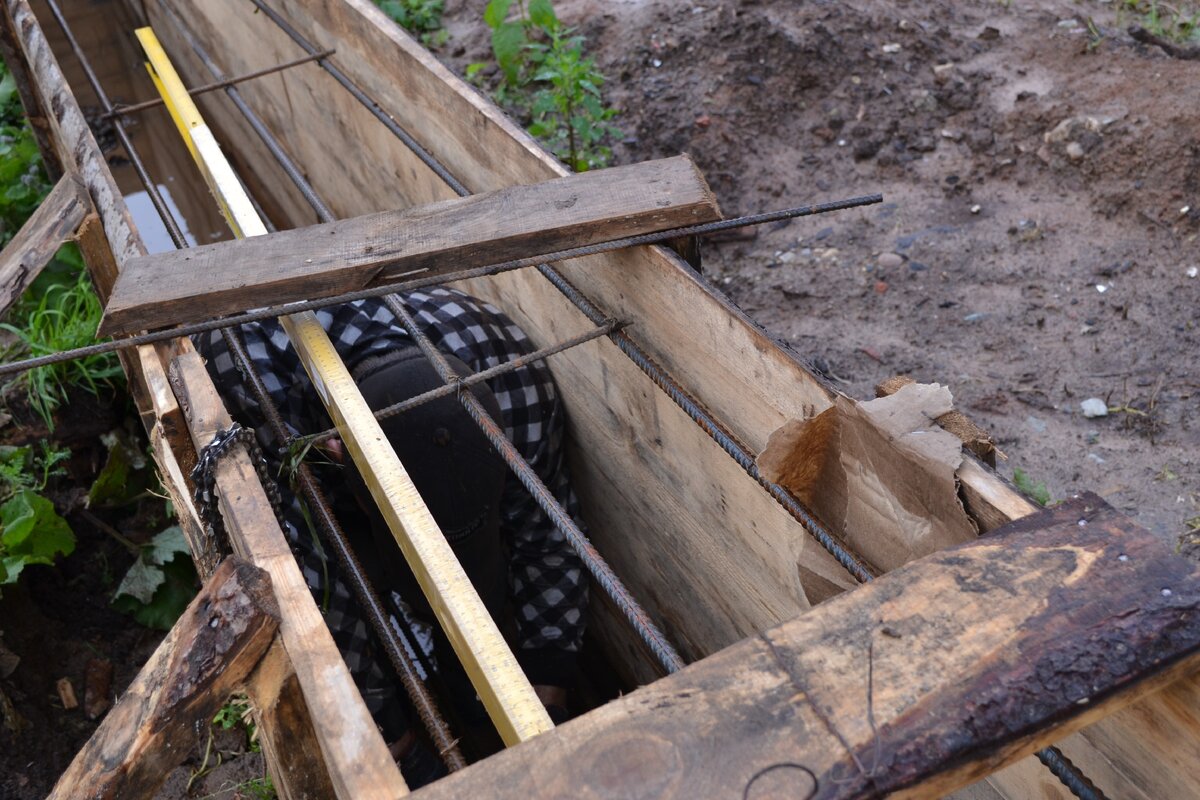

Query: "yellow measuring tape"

xmin=135 ymin=27 xmax=553 ymax=746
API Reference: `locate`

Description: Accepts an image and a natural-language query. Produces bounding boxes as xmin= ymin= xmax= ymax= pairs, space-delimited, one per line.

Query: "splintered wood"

xmin=99 ymin=155 xmax=720 ymax=335
xmin=413 ymin=495 xmax=1200 ymax=800
xmin=0 ymin=173 xmax=89 ymax=316
xmin=48 ymin=559 xmax=278 ymax=800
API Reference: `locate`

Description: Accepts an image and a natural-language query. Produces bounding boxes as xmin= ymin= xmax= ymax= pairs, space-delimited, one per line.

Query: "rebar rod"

xmin=293 ymin=318 xmax=623 ymax=448
xmin=42 ymin=0 xmax=187 ymax=249
xmin=1037 ymin=747 xmax=1107 ymax=800
xmin=382 ymin=294 xmax=686 ymax=674
xmin=536 ymin=263 xmax=877 ymax=583
xmin=246 ymin=0 xmax=471 ymax=196
xmin=222 ymin=328 xmax=468 ymax=770
xmin=104 ymin=49 xmax=334 ymax=118
xmin=0 ymin=198 xmax=880 ymax=374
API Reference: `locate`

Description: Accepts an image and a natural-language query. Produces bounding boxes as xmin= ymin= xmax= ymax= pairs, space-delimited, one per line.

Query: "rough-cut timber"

xmin=169 ymin=350 xmax=408 ymax=799
xmin=99 ymin=155 xmax=720 ymax=335
xmin=413 ymin=495 xmax=1200 ymax=800
xmin=0 ymin=172 xmax=89 ymax=315
xmin=47 ymin=558 xmax=278 ymax=800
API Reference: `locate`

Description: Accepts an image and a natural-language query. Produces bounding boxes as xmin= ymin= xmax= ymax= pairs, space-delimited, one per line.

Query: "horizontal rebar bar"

xmin=103 ymin=49 xmax=334 ymax=118
xmin=291 ymin=318 xmax=624 ymax=449
xmin=0 ymin=195 xmax=881 ymax=379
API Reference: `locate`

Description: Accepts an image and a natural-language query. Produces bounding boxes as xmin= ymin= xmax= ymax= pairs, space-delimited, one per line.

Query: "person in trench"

xmin=194 ymin=286 xmax=588 ymax=787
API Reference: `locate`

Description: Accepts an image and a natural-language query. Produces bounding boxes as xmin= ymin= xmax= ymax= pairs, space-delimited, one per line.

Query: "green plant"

xmin=0 ymin=251 xmax=124 ymax=429
xmin=111 ymin=524 xmax=198 ymax=629
xmin=0 ymin=65 xmax=52 ymax=247
xmin=0 ymin=488 xmax=74 ymax=588
xmin=1119 ymin=1 xmax=1200 ymax=43
xmin=376 ymin=0 xmax=447 ymax=47
xmin=480 ymin=0 xmax=620 ymax=171
xmin=0 ymin=442 xmax=69 ymax=501
xmin=1012 ymin=467 xmax=1052 ymax=507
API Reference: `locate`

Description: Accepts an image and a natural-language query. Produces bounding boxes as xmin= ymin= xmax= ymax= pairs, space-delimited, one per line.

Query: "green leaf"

xmin=492 ymin=22 xmax=526 ymax=83
xmin=465 ymin=62 xmax=486 ymax=78
xmin=114 ymin=556 xmax=164 ymax=605
xmin=146 ymin=524 xmax=188 ymax=566
xmin=0 ymin=489 xmax=74 ymax=561
xmin=1012 ymin=468 xmax=1052 ymax=507
xmin=88 ymin=438 xmax=131 ymax=507
xmin=528 ymin=0 xmax=557 ymax=30
xmin=483 ymin=0 xmax=512 ymax=29
xmin=112 ymin=540 xmax=197 ymax=630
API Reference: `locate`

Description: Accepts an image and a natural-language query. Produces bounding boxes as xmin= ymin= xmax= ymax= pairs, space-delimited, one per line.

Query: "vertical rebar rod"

xmin=221 ymin=328 xmax=468 ymax=770
xmin=42 ymin=0 xmax=187 ymax=249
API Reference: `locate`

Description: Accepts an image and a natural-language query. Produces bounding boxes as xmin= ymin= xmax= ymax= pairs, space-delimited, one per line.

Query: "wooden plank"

xmin=0 ymin=172 xmax=89 ymax=316
xmin=169 ymin=350 xmax=407 ymax=799
xmin=99 ymin=155 xmax=719 ymax=335
xmin=415 ymin=495 xmax=1200 ymax=800
xmin=143 ymin=0 xmax=857 ymax=680
xmin=48 ymin=558 xmax=278 ymax=800
xmin=244 ymin=639 xmax=338 ymax=800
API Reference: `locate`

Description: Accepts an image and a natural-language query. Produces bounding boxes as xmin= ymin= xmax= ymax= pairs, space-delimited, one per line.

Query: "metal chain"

xmin=190 ymin=423 xmax=287 ymax=570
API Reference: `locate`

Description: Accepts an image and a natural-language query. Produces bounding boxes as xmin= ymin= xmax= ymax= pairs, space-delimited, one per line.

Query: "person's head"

xmin=342 ymin=344 xmax=507 ymax=613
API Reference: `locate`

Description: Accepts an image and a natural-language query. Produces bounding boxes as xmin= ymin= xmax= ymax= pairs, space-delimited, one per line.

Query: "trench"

xmin=34 ymin=0 xmax=631 ymax=771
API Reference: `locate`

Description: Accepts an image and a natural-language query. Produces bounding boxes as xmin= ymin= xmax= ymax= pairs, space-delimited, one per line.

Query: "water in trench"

xmin=36 ymin=0 xmax=232 ymax=253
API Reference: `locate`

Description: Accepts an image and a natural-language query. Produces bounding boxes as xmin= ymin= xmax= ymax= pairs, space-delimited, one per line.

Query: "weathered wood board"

xmin=47 ymin=558 xmax=278 ymax=800
xmin=99 ymin=155 xmax=720 ymax=335
xmin=0 ymin=172 xmax=88 ymax=316
xmin=413 ymin=496 xmax=1200 ymax=800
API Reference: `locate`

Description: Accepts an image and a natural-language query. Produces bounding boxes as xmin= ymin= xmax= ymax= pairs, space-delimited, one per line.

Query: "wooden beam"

xmin=99 ymin=155 xmax=720 ymax=335
xmin=0 ymin=172 xmax=89 ymax=316
xmin=169 ymin=350 xmax=407 ymax=798
xmin=48 ymin=558 xmax=278 ymax=800
xmin=414 ymin=495 xmax=1200 ymax=800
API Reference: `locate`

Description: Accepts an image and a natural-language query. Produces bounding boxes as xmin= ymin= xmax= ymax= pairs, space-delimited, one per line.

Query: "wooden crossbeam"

xmin=98 ymin=154 xmax=720 ymax=335
xmin=0 ymin=172 xmax=89 ymax=316
xmin=414 ymin=494 xmax=1200 ymax=800
xmin=47 ymin=558 xmax=278 ymax=800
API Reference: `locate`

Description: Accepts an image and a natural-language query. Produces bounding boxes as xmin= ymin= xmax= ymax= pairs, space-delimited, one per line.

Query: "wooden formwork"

xmin=4 ymin=0 xmax=1199 ymax=797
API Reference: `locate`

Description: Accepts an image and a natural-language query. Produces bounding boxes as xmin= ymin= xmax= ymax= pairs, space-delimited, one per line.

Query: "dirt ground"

xmin=442 ymin=0 xmax=1199 ymax=542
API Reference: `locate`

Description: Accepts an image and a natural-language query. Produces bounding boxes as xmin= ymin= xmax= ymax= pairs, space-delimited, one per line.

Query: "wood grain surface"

xmin=100 ymin=155 xmax=719 ymax=334
xmin=413 ymin=495 xmax=1200 ymax=800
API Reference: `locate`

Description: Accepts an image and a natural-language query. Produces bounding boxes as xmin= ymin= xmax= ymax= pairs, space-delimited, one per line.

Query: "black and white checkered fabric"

xmin=193 ymin=287 xmax=588 ymax=710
